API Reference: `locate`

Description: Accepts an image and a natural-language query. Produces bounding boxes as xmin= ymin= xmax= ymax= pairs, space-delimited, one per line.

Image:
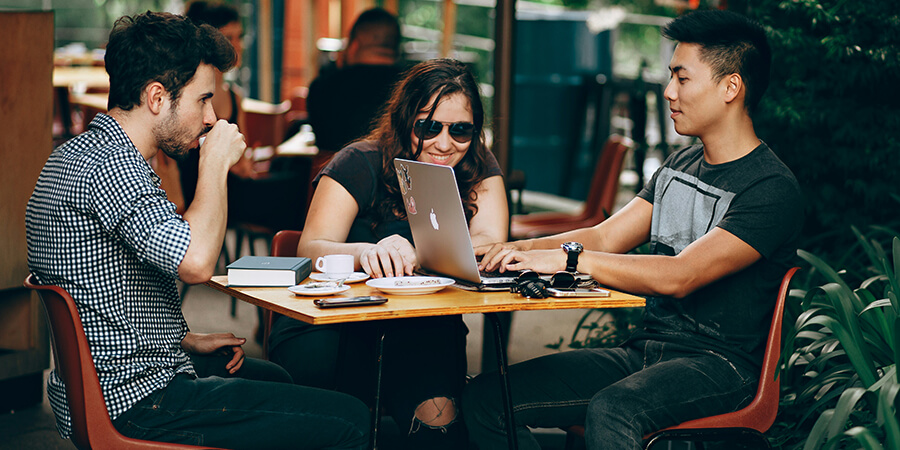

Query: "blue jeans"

xmin=112 ymin=354 xmax=370 ymax=449
xmin=463 ymin=339 xmax=757 ymax=450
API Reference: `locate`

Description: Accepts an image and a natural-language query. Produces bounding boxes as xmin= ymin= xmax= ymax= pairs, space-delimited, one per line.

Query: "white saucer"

xmin=309 ymin=272 xmax=370 ymax=283
xmin=288 ymin=284 xmax=352 ymax=296
xmin=365 ymin=276 xmax=454 ymax=295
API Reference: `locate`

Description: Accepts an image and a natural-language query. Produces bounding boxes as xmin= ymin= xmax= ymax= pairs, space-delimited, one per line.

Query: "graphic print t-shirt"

xmin=632 ymin=142 xmax=803 ymax=372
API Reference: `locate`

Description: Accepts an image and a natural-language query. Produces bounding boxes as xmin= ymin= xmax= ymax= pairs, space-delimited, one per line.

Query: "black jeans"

xmin=463 ymin=339 xmax=757 ymax=450
xmin=269 ymin=314 xmax=469 ymax=449
xmin=112 ymin=354 xmax=370 ymax=449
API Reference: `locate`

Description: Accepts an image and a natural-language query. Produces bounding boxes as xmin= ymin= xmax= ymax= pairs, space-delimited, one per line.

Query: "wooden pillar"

xmin=441 ymin=0 xmax=457 ymax=58
xmin=281 ymin=0 xmax=318 ymax=97
xmin=258 ymin=0 xmax=275 ymax=101
xmin=0 ymin=11 xmax=52 ymax=411
xmin=492 ymin=0 xmax=515 ymax=174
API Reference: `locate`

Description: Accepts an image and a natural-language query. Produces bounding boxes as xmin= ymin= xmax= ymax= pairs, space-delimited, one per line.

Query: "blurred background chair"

xmin=241 ymin=98 xmax=292 ymax=150
xmin=510 ymin=134 xmax=633 ymax=240
xmin=24 ymin=274 xmax=223 ymax=450
xmin=261 ymin=230 xmax=304 ymax=357
xmin=227 ymin=98 xmax=298 ymax=279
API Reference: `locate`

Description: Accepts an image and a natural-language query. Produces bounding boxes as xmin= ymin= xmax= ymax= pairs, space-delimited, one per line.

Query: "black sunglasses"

xmin=413 ymin=119 xmax=475 ymax=143
xmin=516 ymin=270 xmax=578 ymax=289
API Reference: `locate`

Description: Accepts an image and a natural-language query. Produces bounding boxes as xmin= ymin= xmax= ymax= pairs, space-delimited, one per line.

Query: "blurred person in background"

xmin=306 ymin=7 xmax=407 ymax=153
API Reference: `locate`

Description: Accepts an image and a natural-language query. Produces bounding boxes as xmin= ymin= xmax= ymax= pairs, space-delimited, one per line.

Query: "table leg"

xmin=370 ymin=328 xmax=385 ymax=450
xmin=486 ymin=312 xmax=519 ymax=450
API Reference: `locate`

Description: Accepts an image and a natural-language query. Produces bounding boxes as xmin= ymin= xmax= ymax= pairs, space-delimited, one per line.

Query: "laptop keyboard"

xmin=479 ymin=269 xmax=521 ymax=279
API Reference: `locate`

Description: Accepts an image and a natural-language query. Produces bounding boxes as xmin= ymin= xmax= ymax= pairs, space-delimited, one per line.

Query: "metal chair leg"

xmin=370 ymin=328 xmax=386 ymax=450
xmin=486 ymin=312 xmax=518 ymax=450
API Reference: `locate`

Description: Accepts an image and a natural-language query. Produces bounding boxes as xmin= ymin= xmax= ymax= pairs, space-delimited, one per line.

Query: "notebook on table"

xmin=392 ymin=158 xmax=591 ymax=291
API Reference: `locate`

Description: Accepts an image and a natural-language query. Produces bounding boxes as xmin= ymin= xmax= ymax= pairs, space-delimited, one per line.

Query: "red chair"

xmin=260 ymin=230 xmax=304 ymax=357
xmin=565 ymin=266 xmax=800 ymax=449
xmin=24 ymin=274 xmax=223 ymax=450
xmin=510 ymin=135 xmax=633 ymax=240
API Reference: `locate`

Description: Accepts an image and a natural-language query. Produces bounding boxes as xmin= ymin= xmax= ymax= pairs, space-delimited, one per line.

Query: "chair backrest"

xmin=665 ymin=266 xmax=800 ymax=433
xmin=241 ymin=98 xmax=292 ymax=148
xmin=24 ymin=274 xmax=219 ymax=449
xmin=579 ymin=135 xmax=633 ymax=222
xmin=271 ymin=229 xmax=303 ymax=258
xmin=262 ymin=230 xmax=303 ymax=356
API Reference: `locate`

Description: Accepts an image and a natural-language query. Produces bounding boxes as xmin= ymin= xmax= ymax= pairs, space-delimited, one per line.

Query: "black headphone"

xmin=510 ymin=270 xmax=579 ymax=299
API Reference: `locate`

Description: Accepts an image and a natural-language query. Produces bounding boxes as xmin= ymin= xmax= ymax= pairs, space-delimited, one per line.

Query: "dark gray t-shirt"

xmin=632 ymin=142 xmax=804 ymax=371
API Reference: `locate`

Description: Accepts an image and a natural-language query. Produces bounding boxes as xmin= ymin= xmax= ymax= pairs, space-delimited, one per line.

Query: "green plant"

xmin=749 ymin=0 xmax=900 ymax=249
xmin=775 ymin=232 xmax=900 ymax=449
xmin=546 ymin=307 xmax=643 ymax=350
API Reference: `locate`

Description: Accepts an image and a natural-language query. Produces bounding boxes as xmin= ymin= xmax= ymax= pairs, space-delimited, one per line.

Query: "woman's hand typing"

xmin=359 ymin=234 xmax=417 ymax=278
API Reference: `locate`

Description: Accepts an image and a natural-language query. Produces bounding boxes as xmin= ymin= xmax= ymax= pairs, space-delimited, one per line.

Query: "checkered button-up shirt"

xmin=26 ymin=114 xmax=195 ymax=438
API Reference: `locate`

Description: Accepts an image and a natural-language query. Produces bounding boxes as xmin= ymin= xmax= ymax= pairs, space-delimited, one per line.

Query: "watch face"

xmin=563 ymin=242 xmax=583 ymax=253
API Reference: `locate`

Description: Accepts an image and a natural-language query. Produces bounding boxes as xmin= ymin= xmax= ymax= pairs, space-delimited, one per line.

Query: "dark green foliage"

xmin=747 ymin=1 xmax=900 ymax=258
xmin=772 ymin=231 xmax=900 ymax=449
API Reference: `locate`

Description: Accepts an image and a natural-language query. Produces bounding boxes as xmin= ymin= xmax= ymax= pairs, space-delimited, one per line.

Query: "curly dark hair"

xmin=365 ymin=58 xmax=492 ymax=226
xmin=105 ymin=11 xmax=236 ymax=111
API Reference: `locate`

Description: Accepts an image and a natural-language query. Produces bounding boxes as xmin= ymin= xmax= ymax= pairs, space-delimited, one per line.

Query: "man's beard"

xmin=154 ymin=109 xmax=210 ymax=162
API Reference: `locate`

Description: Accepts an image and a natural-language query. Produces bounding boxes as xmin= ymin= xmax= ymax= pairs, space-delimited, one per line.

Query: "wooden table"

xmin=53 ymin=66 xmax=109 ymax=90
xmin=53 ymin=67 xmax=109 ymax=138
xmin=207 ymin=276 xmax=645 ymax=449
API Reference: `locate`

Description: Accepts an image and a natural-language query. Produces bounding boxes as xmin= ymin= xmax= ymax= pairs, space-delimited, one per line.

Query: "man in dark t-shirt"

xmin=306 ymin=8 xmax=405 ymax=152
xmin=466 ymin=10 xmax=804 ymax=450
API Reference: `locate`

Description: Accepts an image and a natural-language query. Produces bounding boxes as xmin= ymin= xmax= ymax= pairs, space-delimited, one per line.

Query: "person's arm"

xmin=467 ymin=175 xmax=509 ymax=247
xmin=181 ymin=332 xmax=246 ymax=374
xmin=576 ymin=227 xmax=761 ymax=298
xmin=298 ymin=176 xmax=417 ymax=278
xmin=179 ymin=120 xmax=246 ymax=284
xmin=477 ymin=197 xmax=652 ymax=270
xmin=484 ymin=196 xmax=762 ymax=298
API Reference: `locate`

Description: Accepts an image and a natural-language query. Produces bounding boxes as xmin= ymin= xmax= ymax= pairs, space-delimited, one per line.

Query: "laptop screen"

xmin=393 ymin=158 xmax=486 ymax=285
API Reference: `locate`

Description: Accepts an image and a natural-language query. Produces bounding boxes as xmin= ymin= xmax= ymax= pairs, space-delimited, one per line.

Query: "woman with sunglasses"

xmin=268 ymin=58 xmax=508 ymax=448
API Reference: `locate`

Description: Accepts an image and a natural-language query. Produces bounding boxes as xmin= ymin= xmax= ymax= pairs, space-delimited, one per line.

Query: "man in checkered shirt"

xmin=26 ymin=11 xmax=369 ymax=449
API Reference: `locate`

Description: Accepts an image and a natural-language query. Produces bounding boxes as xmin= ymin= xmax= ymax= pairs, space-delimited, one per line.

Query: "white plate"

xmin=287 ymin=284 xmax=351 ymax=296
xmin=308 ymin=272 xmax=370 ymax=283
xmin=365 ymin=277 xmax=455 ymax=295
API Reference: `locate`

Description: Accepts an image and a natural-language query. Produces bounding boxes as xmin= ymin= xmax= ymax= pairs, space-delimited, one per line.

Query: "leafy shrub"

xmin=748 ymin=0 xmax=900 ymax=256
xmin=773 ymin=231 xmax=900 ymax=449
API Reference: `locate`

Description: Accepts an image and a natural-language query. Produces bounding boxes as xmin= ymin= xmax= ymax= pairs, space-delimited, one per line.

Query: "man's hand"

xmin=479 ymin=247 xmax=568 ymax=274
xmin=359 ymin=235 xmax=417 ymax=278
xmin=476 ymin=241 xmax=532 ymax=272
xmin=200 ymin=119 xmax=246 ymax=170
xmin=181 ymin=332 xmax=246 ymax=374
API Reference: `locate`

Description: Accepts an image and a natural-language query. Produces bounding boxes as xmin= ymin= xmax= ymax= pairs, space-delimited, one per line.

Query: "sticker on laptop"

xmin=406 ymin=196 xmax=417 ymax=215
xmin=396 ymin=163 xmax=413 ymax=194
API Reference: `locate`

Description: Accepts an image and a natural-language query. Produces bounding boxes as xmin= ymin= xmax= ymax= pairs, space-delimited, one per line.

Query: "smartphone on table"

xmin=313 ymin=296 xmax=388 ymax=308
xmin=545 ymin=288 xmax=610 ymax=298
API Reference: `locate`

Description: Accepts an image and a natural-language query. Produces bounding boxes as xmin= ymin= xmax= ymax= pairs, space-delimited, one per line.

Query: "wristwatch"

xmin=561 ymin=242 xmax=584 ymax=273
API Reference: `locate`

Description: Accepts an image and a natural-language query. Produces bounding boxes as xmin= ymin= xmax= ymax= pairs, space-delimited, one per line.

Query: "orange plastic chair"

xmin=241 ymin=98 xmax=292 ymax=149
xmin=564 ymin=266 xmax=800 ymax=449
xmin=261 ymin=229 xmax=304 ymax=357
xmin=24 ymin=274 xmax=223 ymax=450
xmin=510 ymin=135 xmax=633 ymax=240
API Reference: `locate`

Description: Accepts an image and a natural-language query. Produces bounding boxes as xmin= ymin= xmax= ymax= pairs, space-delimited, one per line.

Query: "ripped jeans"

xmin=269 ymin=314 xmax=469 ymax=449
xmin=463 ymin=339 xmax=758 ymax=450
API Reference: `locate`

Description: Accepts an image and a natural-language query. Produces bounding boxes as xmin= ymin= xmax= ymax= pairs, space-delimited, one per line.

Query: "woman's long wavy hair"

xmin=366 ymin=58 xmax=491 ymax=226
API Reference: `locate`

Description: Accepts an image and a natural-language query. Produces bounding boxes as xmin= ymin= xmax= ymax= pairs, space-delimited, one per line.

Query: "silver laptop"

xmin=393 ymin=158 xmax=519 ymax=290
xmin=393 ymin=158 xmax=594 ymax=291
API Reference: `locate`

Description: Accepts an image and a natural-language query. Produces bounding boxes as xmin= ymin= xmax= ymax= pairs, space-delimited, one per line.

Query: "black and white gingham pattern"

xmin=26 ymin=114 xmax=195 ymax=438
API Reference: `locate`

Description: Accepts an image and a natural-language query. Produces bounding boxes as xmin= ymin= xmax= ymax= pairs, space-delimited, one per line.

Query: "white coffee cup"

xmin=315 ymin=254 xmax=354 ymax=278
